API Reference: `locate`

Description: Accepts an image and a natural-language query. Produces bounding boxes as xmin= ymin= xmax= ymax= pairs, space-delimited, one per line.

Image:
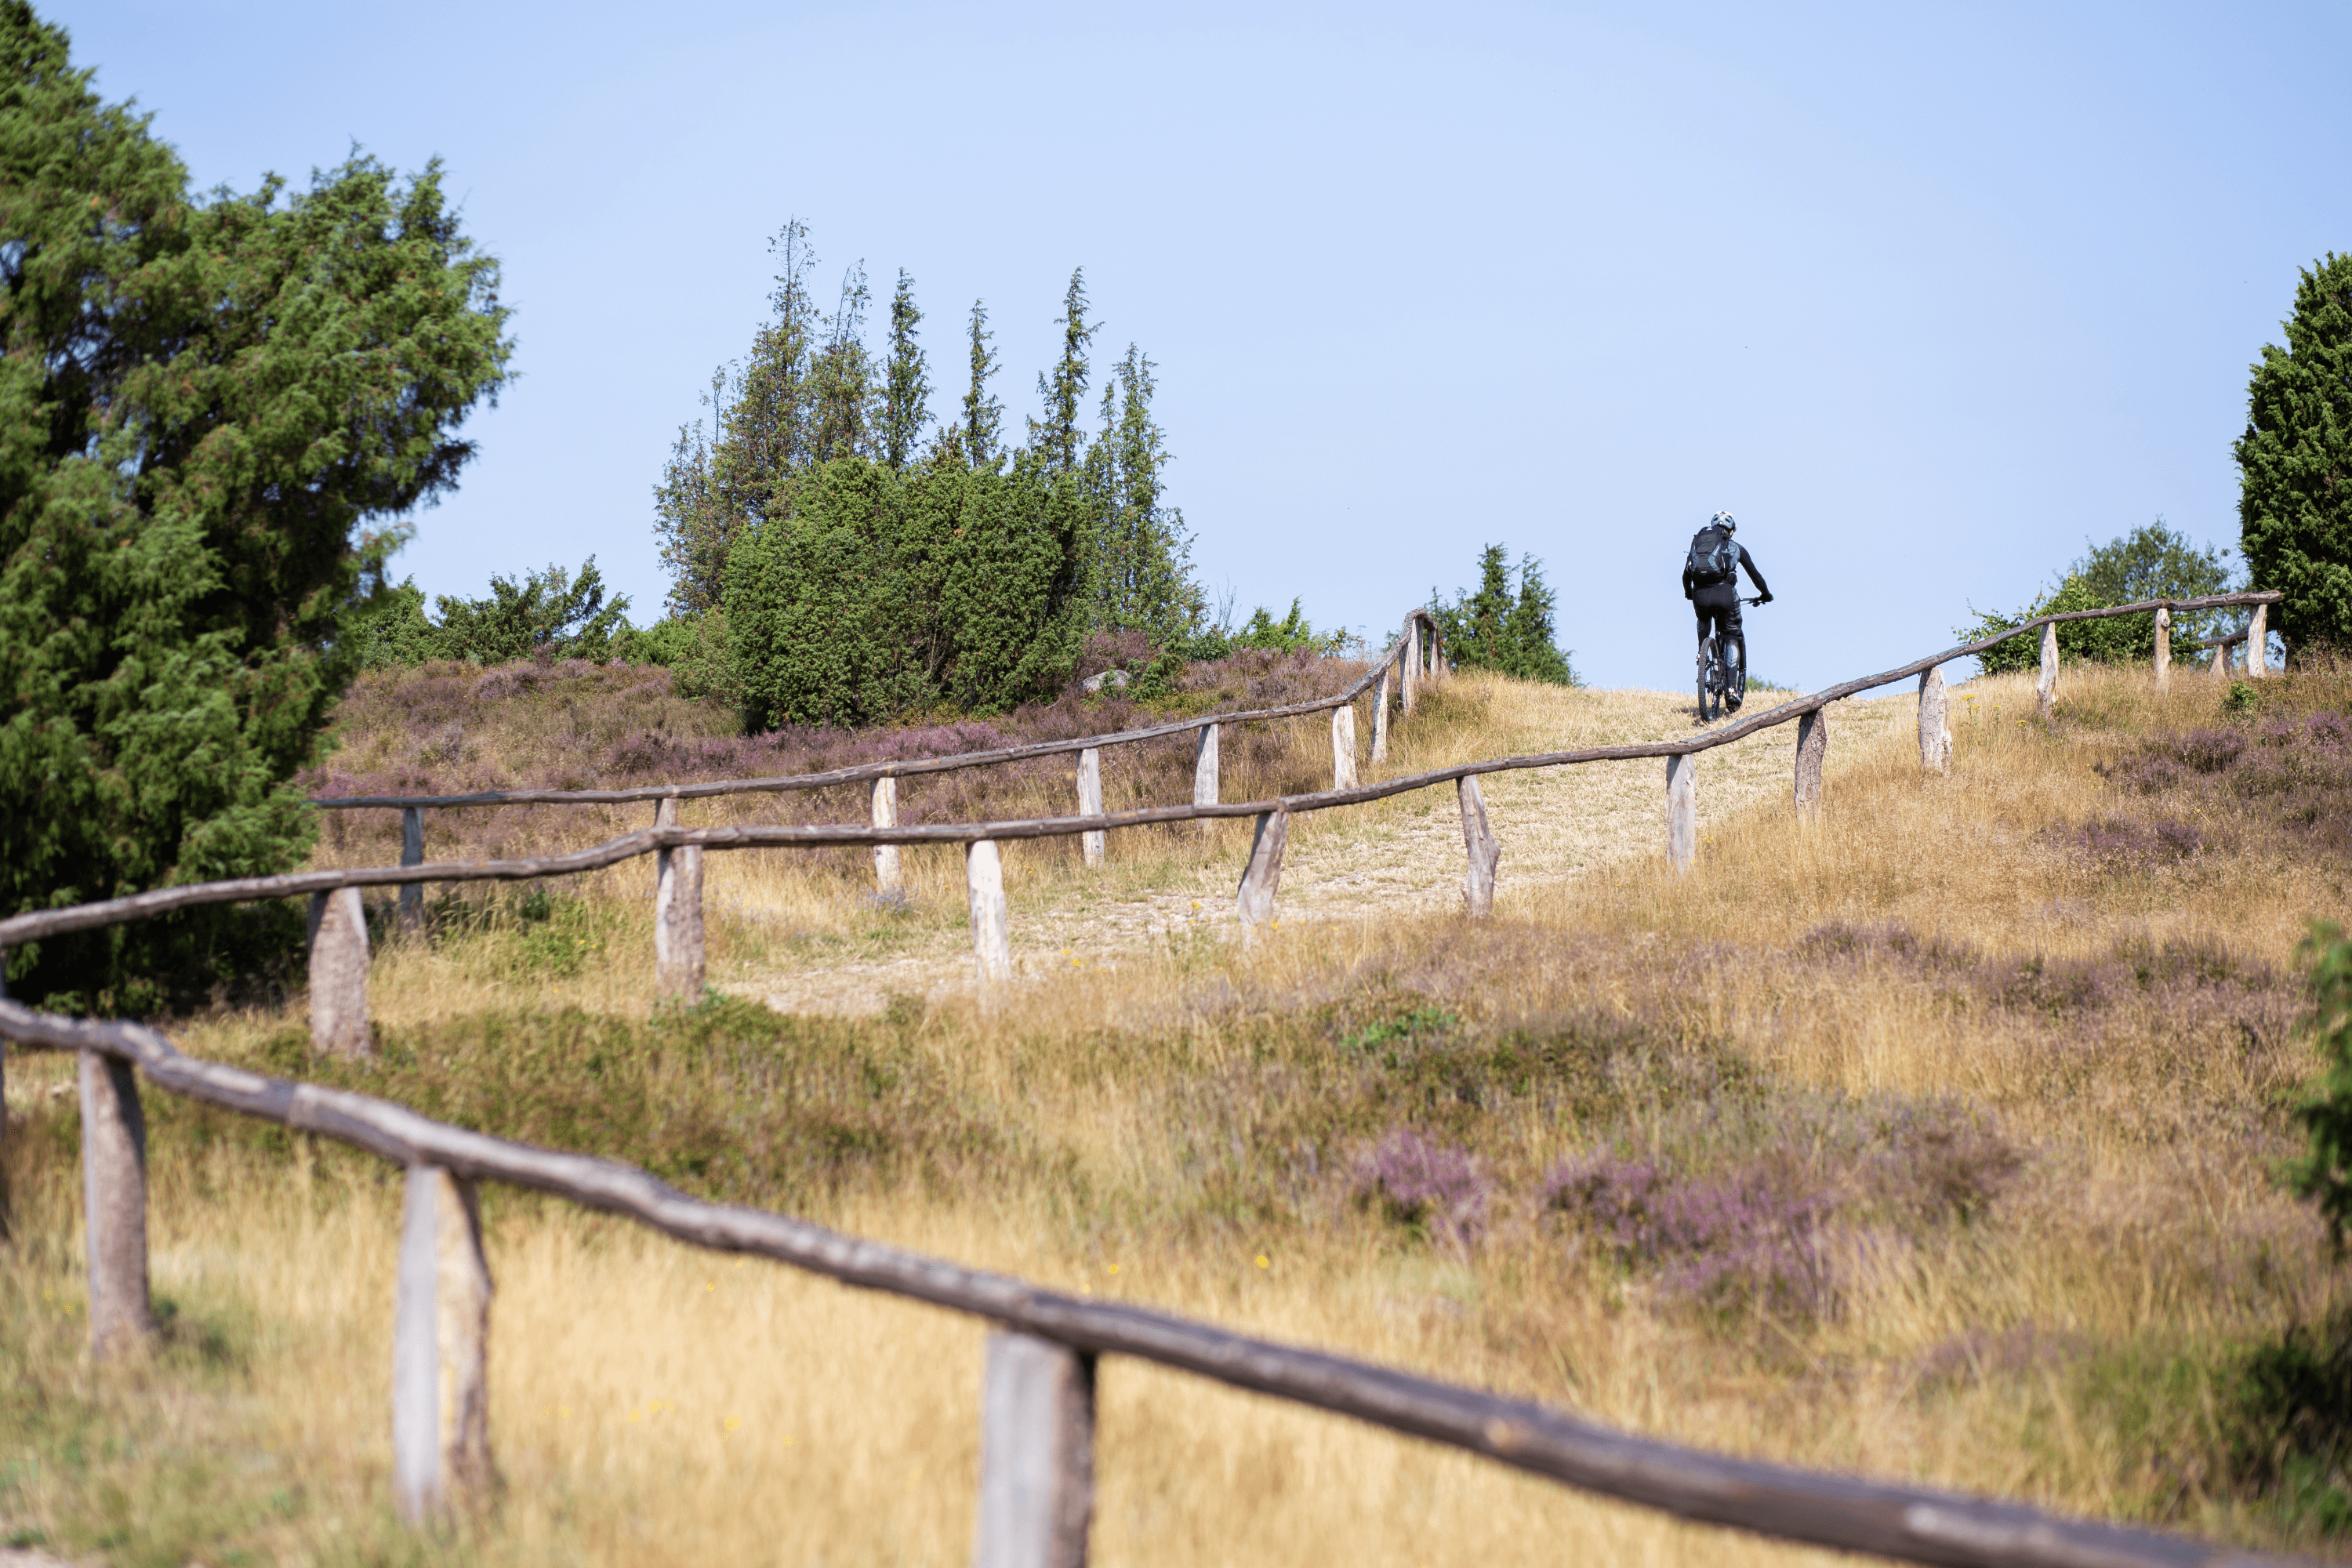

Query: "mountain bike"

xmin=1696 ymin=597 xmax=1766 ymax=724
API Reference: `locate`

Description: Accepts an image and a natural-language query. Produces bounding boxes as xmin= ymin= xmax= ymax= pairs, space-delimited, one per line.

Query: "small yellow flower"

xmin=1254 ymin=1254 xmax=1271 ymax=1269
xmin=629 ymin=1408 xmax=644 ymax=1423
xmin=1191 ymin=900 xmax=1201 ymax=909
xmin=723 ymin=1415 xmax=743 ymax=1433
xmin=704 ymin=1280 xmax=716 ymax=1292
xmin=1105 ymin=1262 xmax=1120 ymax=1276
xmin=560 ymin=1405 xmax=573 ymax=1418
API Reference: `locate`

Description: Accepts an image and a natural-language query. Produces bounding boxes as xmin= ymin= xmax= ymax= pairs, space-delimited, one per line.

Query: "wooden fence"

xmin=0 ymin=590 xmax=2300 ymax=1568
xmin=315 ymin=612 xmax=1449 ymax=931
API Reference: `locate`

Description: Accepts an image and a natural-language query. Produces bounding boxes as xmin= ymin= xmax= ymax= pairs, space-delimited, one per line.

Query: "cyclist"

xmin=1681 ymin=511 xmax=1773 ymax=713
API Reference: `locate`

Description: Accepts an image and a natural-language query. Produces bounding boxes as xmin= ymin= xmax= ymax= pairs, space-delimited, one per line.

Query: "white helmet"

xmin=1711 ymin=510 xmax=1737 ymax=533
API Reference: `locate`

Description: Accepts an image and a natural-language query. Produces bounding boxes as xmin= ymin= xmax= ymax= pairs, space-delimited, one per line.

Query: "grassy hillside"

xmin=4 ymin=661 xmax=2349 ymax=1566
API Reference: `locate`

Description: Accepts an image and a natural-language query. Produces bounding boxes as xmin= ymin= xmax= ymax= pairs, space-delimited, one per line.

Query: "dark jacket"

xmin=1682 ymin=526 xmax=1770 ymax=604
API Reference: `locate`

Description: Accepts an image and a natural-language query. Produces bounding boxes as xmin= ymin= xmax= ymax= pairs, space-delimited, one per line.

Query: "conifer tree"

xmin=809 ymin=262 xmax=875 ymax=463
xmin=2238 ymin=252 xmax=2352 ymax=654
xmin=1084 ymin=344 xmax=1201 ymax=644
xmin=0 ymin=3 xmax=512 ymax=1006
xmin=880 ymin=270 xmax=931 ymax=474
xmin=960 ymin=299 xmax=1004 ymax=468
xmin=1431 ymin=545 xmax=1577 ymax=685
xmin=1031 ymin=268 xmax=1094 ymax=475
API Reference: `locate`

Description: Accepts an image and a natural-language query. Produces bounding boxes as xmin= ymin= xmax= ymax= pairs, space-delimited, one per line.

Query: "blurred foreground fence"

xmin=0 ymin=588 xmax=2299 ymax=1566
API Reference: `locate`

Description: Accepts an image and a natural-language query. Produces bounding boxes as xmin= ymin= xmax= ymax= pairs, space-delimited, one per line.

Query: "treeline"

xmin=643 ymin=224 xmax=1212 ymax=726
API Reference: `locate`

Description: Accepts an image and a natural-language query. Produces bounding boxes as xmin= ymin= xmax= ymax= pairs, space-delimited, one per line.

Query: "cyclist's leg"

xmin=1722 ymin=601 xmax=1747 ymax=706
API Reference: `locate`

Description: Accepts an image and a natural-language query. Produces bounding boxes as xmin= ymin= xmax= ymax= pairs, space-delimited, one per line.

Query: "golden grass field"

xmin=4 ymin=659 xmax=2350 ymax=1566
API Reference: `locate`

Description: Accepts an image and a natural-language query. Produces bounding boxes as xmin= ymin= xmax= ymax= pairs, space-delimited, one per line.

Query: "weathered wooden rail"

xmin=0 ymin=587 xmax=2295 ymax=1566
xmin=0 ymin=997 xmax=2303 ymax=1566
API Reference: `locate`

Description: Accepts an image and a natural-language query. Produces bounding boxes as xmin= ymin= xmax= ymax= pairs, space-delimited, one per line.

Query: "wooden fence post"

xmin=399 ymin=806 xmax=425 ymax=935
xmin=1457 ymin=776 xmax=1500 ymax=916
xmin=2036 ymin=621 xmax=2058 ymax=720
xmin=79 ymin=1047 xmax=151 ymax=1357
xmin=2248 ymin=601 xmax=2268 ymax=677
xmin=653 ymin=797 xmax=706 ymax=1000
xmin=872 ymin=776 xmax=902 ymax=893
xmin=1665 ymin=753 xmax=1697 ymax=873
xmin=1076 ymin=750 xmax=1105 ymax=868
xmin=307 ymin=887 xmax=372 ymax=1058
xmin=966 ymin=840 xmax=1013 ymax=989
xmin=1794 ymin=708 xmax=1828 ymax=818
xmin=2154 ymin=607 xmax=2171 ymax=690
xmin=2213 ymin=635 xmax=2234 ymax=681
xmin=1917 ymin=666 xmax=1951 ymax=773
xmin=1370 ymin=669 xmax=1391 ymax=763
xmin=392 ymin=1164 xmax=494 ymax=1523
xmin=1402 ymin=619 xmax=1420 ymax=717
xmin=1192 ymin=724 xmax=1218 ymax=835
xmin=971 ymin=1330 xmax=1095 ymax=1568
xmin=1235 ymin=810 xmax=1288 ymax=935
xmin=1330 ymin=705 xmax=1358 ymax=790
xmin=1428 ymin=627 xmax=1444 ymax=683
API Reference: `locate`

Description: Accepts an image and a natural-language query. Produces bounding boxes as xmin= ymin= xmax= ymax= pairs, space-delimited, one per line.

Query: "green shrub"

xmin=724 ymin=453 xmax=1090 ymax=728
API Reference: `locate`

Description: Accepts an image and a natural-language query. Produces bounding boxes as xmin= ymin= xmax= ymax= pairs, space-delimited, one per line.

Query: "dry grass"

xmin=5 ymin=661 xmax=2351 ymax=1564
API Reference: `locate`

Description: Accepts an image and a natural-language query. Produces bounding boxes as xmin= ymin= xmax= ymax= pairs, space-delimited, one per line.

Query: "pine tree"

xmin=1503 ymin=553 xmax=1577 ymax=684
xmin=2238 ymin=253 xmax=2352 ymax=654
xmin=1031 ymin=268 xmax=1094 ymax=475
xmin=1084 ymin=343 xmax=1202 ymax=644
xmin=960 ymin=299 xmax=1004 ymax=468
xmin=652 ymin=366 xmax=729 ymax=614
xmin=1431 ymin=545 xmax=1577 ymax=685
xmin=0 ymin=5 xmax=512 ymax=1006
xmin=808 ymin=262 xmax=875 ymax=463
xmin=880 ymin=270 xmax=931 ymax=474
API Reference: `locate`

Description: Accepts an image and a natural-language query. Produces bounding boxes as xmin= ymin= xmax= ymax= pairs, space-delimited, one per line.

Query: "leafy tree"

xmin=2238 ymin=254 xmax=2352 ymax=655
xmin=1961 ymin=520 xmax=2238 ymax=675
xmin=1430 ymin=546 xmax=1579 ymax=685
xmin=357 ymin=560 xmax=630 ymax=666
xmin=0 ymin=2 xmax=511 ymax=1007
xmin=880 ymin=270 xmax=930 ymax=474
xmin=1030 ymin=268 xmax=1093 ymax=476
xmin=1083 ymin=343 xmax=1203 ymax=647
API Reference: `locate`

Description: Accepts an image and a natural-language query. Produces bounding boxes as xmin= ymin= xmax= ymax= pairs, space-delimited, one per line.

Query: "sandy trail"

xmin=731 ymin=684 xmax=1915 ymax=1015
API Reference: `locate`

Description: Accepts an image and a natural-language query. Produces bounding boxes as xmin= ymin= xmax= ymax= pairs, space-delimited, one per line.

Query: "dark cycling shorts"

xmin=1692 ymin=596 xmax=1744 ymax=650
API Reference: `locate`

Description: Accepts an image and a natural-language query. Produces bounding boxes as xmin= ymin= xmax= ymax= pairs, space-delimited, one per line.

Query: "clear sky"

xmin=49 ymin=1 xmax=2352 ymax=691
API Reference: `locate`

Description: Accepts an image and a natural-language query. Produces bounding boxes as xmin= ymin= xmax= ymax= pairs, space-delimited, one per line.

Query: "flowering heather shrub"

xmin=1544 ymin=1154 xmax=1832 ymax=1315
xmin=306 ymin=645 xmax=1370 ymax=862
xmin=1544 ymin=1094 xmax=2019 ymax=1318
xmin=1350 ymin=1128 xmax=1494 ymax=1247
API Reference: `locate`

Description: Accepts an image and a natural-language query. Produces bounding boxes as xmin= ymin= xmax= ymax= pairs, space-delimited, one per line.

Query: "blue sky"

xmin=51 ymin=1 xmax=2351 ymax=691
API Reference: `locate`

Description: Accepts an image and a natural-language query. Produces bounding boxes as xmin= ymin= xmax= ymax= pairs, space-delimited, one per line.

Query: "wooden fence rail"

xmin=0 ymin=587 xmax=2296 ymax=1564
xmin=0 ymin=997 xmax=2299 ymax=1567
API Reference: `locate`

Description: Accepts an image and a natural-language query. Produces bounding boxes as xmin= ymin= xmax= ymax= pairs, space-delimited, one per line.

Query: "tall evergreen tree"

xmin=880 ymin=270 xmax=931 ymax=474
xmin=960 ymin=299 xmax=1004 ymax=468
xmin=1031 ymin=268 xmax=1094 ymax=475
xmin=1083 ymin=344 xmax=1201 ymax=644
xmin=1430 ymin=545 xmax=1577 ymax=685
xmin=809 ymin=262 xmax=875 ymax=463
xmin=651 ymin=365 xmax=728 ymax=614
xmin=2238 ymin=252 xmax=2352 ymax=654
xmin=0 ymin=3 xmax=512 ymax=1006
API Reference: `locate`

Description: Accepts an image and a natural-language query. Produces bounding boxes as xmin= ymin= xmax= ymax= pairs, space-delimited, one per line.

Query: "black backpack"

xmin=1686 ymin=528 xmax=1738 ymax=588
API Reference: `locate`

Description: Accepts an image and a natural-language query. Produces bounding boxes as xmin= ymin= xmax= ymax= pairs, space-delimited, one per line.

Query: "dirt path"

xmin=733 ymin=684 xmax=1915 ymax=1015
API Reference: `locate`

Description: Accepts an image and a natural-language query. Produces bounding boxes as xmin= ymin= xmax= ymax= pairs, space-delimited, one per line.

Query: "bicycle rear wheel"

xmin=1696 ymin=639 xmax=1719 ymax=722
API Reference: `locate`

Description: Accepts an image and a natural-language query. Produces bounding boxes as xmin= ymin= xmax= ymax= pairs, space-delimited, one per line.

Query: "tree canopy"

xmin=0 ymin=2 xmax=511 ymax=1007
xmin=2238 ymin=253 xmax=2352 ymax=654
xmin=1960 ymin=521 xmax=2236 ymax=676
